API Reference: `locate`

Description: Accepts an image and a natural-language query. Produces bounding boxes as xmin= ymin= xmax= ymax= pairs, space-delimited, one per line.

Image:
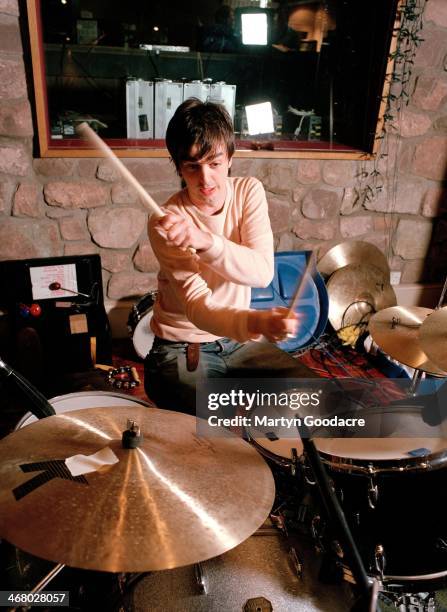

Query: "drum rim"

xmin=15 ymin=391 xmax=151 ymax=430
xmin=244 ymin=427 xmax=302 ymax=467
xmin=127 ymin=291 xmax=157 ymax=328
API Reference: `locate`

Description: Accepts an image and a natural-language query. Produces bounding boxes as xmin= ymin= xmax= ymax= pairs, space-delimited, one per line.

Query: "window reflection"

xmin=38 ymin=0 xmax=397 ymax=152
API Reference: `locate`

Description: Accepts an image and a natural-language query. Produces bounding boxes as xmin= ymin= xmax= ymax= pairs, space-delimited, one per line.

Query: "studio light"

xmin=241 ymin=13 xmax=268 ymax=45
xmin=245 ymin=101 xmax=274 ymax=135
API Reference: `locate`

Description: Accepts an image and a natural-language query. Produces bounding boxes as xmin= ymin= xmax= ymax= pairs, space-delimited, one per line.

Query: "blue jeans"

xmin=144 ymin=337 xmax=318 ymax=414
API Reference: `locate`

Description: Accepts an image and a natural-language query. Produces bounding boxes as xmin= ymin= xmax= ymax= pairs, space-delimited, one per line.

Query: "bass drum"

xmin=127 ymin=291 xmax=158 ymax=359
xmin=15 ymin=390 xmax=151 ymax=429
xmin=130 ymin=531 xmax=351 ymax=612
xmin=315 ymin=405 xmax=447 ymax=590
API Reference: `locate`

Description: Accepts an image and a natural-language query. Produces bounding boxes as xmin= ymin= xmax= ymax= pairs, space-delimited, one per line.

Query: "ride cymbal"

xmin=368 ymin=306 xmax=447 ymax=376
xmin=317 ymin=241 xmax=390 ymax=279
xmin=326 ymin=264 xmax=397 ymax=331
xmin=0 ymin=406 xmax=275 ymax=573
xmin=419 ymin=306 xmax=447 ymax=372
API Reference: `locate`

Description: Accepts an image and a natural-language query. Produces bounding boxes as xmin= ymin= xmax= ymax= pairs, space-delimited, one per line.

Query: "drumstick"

xmin=76 ymin=122 xmax=195 ymax=253
xmin=286 ymin=256 xmax=314 ymax=319
xmin=76 ymin=122 xmax=164 ymax=218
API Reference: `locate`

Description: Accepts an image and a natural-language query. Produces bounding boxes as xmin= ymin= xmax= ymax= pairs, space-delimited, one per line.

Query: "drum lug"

xmin=311 ymin=515 xmax=325 ymax=553
xmin=194 ymin=562 xmax=208 ymax=594
xmin=302 ymin=460 xmax=316 ymax=486
xmin=374 ymin=544 xmax=386 ymax=579
xmin=367 ymin=477 xmax=378 ymax=509
xmin=288 ymin=546 xmax=303 ymax=578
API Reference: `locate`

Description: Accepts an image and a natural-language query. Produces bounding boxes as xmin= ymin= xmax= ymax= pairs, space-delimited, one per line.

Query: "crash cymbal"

xmin=0 ymin=406 xmax=274 ymax=573
xmin=326 ymin=264 xmax=397 ymax=331
xmin=317 ymin=241 xmax=390 ymax=279
xmin=368 ymin=306 xmax=447 ymax=376
xmin=419 ymin=307 xmax=447 ymax=372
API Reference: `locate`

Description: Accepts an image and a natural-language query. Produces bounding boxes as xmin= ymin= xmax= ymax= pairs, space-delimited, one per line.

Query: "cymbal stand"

xmin=300 ymin=432 xmax=378 ymax=611
xmin=409 ymin=368 xmax=424 ymax=395
xmin=436 ymin=274 xmax=447 ymax=310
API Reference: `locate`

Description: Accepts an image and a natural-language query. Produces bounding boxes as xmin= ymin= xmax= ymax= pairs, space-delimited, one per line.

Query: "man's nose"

xmin=199 ymin=164 xmax=212 ymax=183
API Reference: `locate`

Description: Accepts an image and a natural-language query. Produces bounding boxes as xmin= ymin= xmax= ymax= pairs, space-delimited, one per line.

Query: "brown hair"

xmin=166 ymin=98 xmax=235 ymax=173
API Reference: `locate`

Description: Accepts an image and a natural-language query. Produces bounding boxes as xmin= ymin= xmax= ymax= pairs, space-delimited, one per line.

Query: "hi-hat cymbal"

xmin=326 ymin=264 xmax=397 ymax=331
xmin=368 ymin=306 xmax=447 ymax=376
xmin=0 ymin=406 xmax=274 ymax=573
xmin=419 ymin=307 xmax=447 ymax=372
xmin=317 ymin=241 xmax=390 ymax=279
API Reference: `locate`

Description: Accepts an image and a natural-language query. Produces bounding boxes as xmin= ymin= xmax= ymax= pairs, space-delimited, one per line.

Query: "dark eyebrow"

xmin=184 ymin=151 xmax=224 ymax=165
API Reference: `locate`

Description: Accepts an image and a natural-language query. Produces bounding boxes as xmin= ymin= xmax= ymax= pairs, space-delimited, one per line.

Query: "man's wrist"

xmin=195 ymin=230 xmax=214 ymax=252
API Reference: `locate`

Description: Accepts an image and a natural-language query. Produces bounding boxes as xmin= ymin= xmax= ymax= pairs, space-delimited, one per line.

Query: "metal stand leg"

xmin=410 ymin=368 xmax=424 ymax=395
xmin=194 ymin=562 xmax=208 ymax=594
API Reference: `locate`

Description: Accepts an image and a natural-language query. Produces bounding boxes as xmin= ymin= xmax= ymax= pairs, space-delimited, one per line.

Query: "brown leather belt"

xmin=186 ymin=343 xmax=200 ymax=372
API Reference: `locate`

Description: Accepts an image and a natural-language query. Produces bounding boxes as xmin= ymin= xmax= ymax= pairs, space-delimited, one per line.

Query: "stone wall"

xmin=1 ymin=0 xmax=446 ymax=305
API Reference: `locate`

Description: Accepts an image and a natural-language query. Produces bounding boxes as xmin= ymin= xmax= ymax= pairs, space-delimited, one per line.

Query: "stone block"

xmin=412 ymin=75 xmax=447 ymax=111
xmin=292 ymin=219 xmax=335 ymax=240
xmin=133 ymin=241 xmax=159 ymax=272
xmin=0 ymin=0 xmax=19 ymax=16
xmin=88 ymin=207 xmax=147 ymax=248
xmin=297 ymin=160 xmax=321 ymax=184
xmin=302 ymin=188 xmax=340 ymax=219
xmin=256 ymin=162 xmax=296 ymax=195
xmin=399 ymin=110 xmax=431 ymax=137
xmin=0 ymin=181 xmax=14 ymax=213
xmin=275 ymin=232 xmax=294 ymax=252
xmin=107 ymin=271 xmax=158 ymax=300
xmin=322 ymin=161 xmax=355 ymax=186
xmin=97 ymin=160 xmax=120 ymax=182
xmin=422 ymin=187 xmax=447 ymax=217
xmin=64 ymin=241 xmax=98 ymax=256
xmin=425 ymin=0 xmax=447 ymax=28
xmin=340 ymin=216 xmax=374 ymax=238
xmin=340 ymin=187 xmax=361 ymax=215
xmin=77 ymin=159 xmax=98 ymax=177
xmin=124 ymin=159 xmax=178 ymax=187
xmin=412 ymin=137 xmax=447 ymax=180
xmin=392 ymin=218 xmax=433 ymax=259
xmin=266 ymin=193 xmax=291 ymax=233
xmin=0 ymin=15 xmax=21 ymax=53
xmin=34 ymin=159 xmax=75 ymax=177
xmin=401 ymin=259 xmax=427 ymax=283
xmin=0 ymin=144 xmax=30 ymax=176
xmin=59 ymin=213 xmax=89 ymax=240
xmin=414 ymin=30 xmax=447 ymax=69
xmin=101 ymin=250 xmax=131 ymax=273
xmin=0 ymin=218 xmax=61 ymax=260
xmin=13 ymin=183 xmax=41 ymax=217
xmin=0 ymin=100 xmax=33 ymax=137
xmin=111 ymin=182 xmax=138 ymax=205
xmin=0 ymin=57 xmax=26 ymax=98
xmin=433 ymin=116 xmax=447 ymax=134
xmin=44 ymin=181 xmax=109 ymax=208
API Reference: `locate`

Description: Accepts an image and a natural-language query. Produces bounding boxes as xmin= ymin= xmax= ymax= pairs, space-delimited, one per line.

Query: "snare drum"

xmin=15 ymin=391 xmax=151 ymax=429
xmin=127 ymin=291 xmax=158 ymax=359
xmin=315 ymin=406 xmax=447 ymax=588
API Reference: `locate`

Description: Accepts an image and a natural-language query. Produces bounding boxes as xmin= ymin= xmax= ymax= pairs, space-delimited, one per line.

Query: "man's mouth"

xmin=200 ymin=187 xmax=215 ymax=197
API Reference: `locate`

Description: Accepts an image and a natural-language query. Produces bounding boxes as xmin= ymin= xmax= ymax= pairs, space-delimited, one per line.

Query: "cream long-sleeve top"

xmin=148 ymin=176 xmax=274 ymax=343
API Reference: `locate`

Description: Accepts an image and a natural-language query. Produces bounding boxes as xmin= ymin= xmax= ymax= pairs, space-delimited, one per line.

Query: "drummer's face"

xmin=179 ymin=143 xmax=232 ymax=214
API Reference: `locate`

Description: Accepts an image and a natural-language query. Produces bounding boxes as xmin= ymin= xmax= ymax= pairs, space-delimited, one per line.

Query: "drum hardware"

xmin=374 ymin=545 xmax=386 ymax=580
xmin=194 ymin=562 xmax=207 ymax=594
xmin=0 ymin=357 xmax=55 ymax=419
xmin=326 ymin=263 xmax=397 ymax=331
xmin=1 ymin=405 xmax=274 ymax=573
xmin=367 ymin=477 xmax=379 ymax=509
xmin=243 ymin=596 xmax=273 ymax=611
xmin=289 ymin=546 xmax=303 ymax=578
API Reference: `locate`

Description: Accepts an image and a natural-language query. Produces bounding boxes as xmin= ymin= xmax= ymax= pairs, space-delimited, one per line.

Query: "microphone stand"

xmin=0 ymin=357 xmax=55 ymax=420
xmin=300 ymin=429 xmax=378 ymax=611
